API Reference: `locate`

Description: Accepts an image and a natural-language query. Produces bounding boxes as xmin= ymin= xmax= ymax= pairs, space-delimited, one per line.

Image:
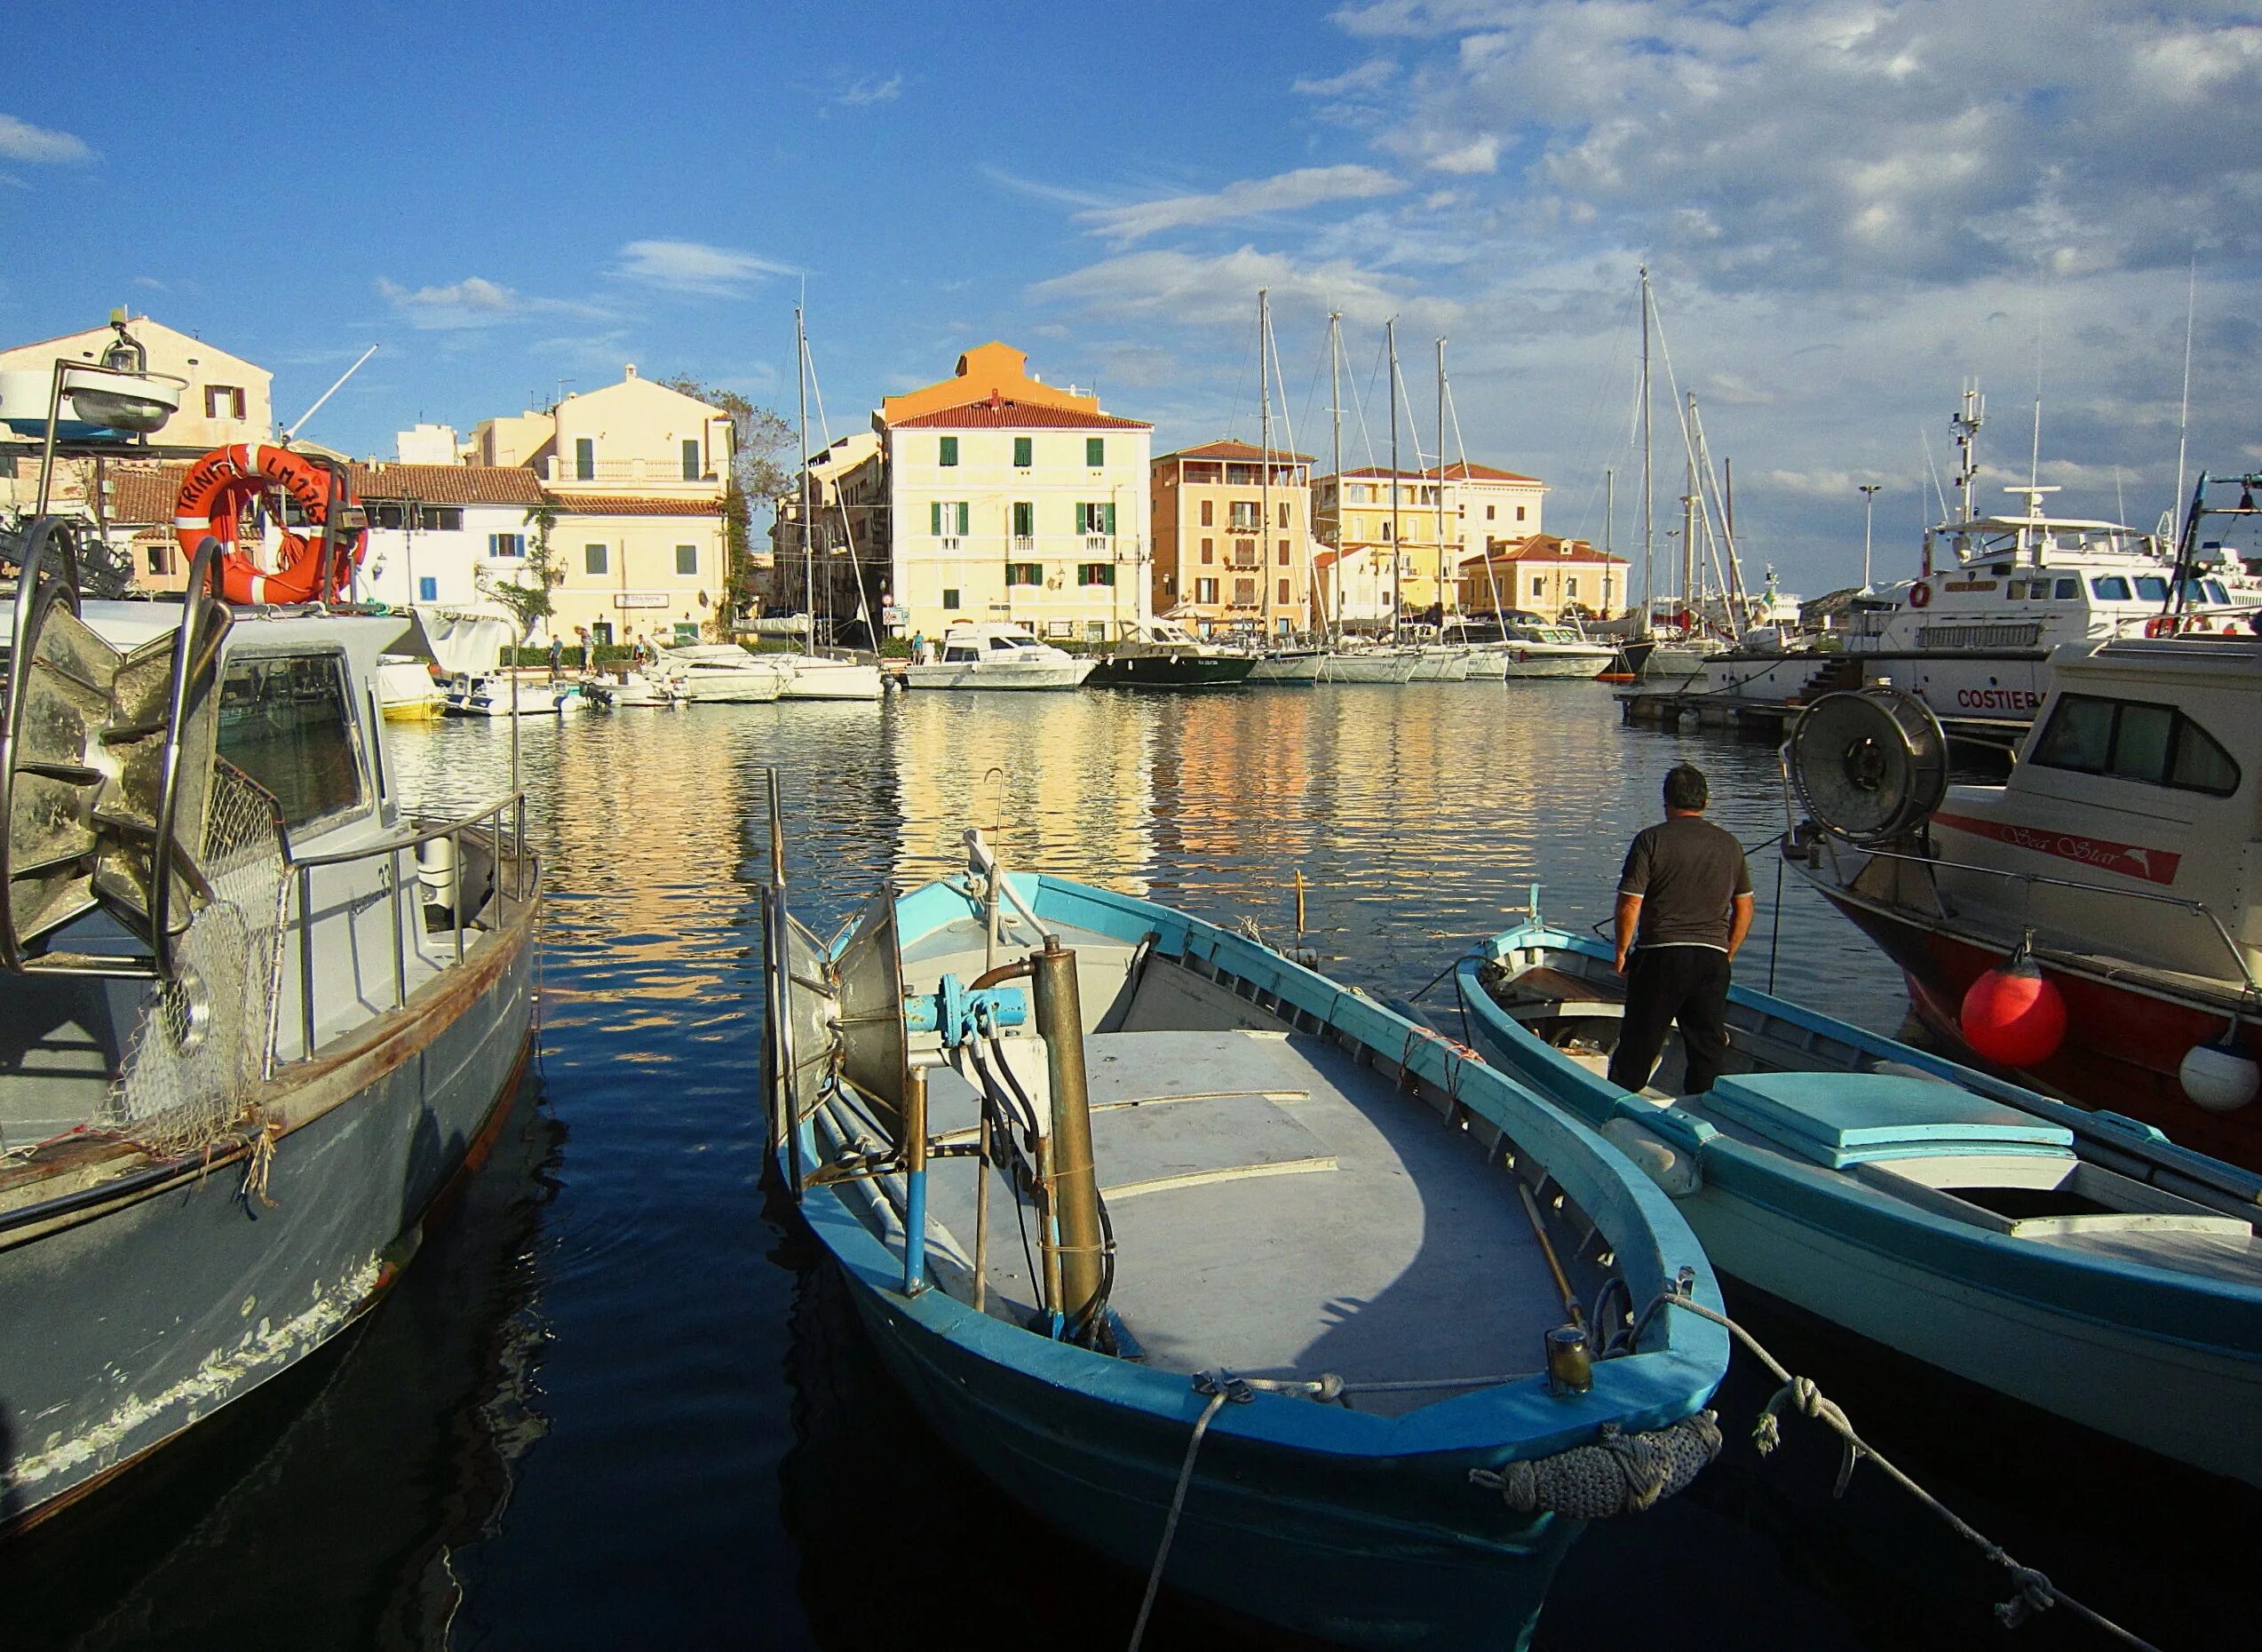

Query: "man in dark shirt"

xmin=1607 ymin=763 xmax=1755 ymax=1096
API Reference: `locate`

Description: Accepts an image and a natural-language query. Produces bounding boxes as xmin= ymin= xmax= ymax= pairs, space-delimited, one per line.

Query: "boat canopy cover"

xmin=1702 ymin=1071 xmax=2074 ymax=1170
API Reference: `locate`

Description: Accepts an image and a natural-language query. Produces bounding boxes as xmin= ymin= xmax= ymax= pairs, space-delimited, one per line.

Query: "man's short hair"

xmin=1663 ymin=764 xmax=1709 ymax=811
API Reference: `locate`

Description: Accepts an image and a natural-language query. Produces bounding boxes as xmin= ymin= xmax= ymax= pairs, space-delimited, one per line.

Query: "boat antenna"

xmin=1951 ymin=381 xmax=1984 ymax=525
xmin=1387 ymin=316 xmax=1401 ymax=641
xmin=282 ymin=344 xmax=379 ymax=442
xmin=1259 ymin=287 xmax=1273 ymax=640
xmin=2172 ymin=250 xmax=2196 ymax=541
xmin=1328 ymin=311 xmax=1344 ymax=643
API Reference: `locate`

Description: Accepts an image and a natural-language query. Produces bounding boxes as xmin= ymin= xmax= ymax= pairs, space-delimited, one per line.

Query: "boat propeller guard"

xmin=1787 ymin=687 xmax=1950 ymax=846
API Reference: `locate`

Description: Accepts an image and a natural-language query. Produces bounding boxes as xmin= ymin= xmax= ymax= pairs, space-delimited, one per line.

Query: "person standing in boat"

xmin=1607 ymin=763 xmax=1754 ymax=1096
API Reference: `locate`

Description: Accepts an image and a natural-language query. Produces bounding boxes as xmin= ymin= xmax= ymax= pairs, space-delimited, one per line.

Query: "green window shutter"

xmin=931 ymin=501 xmax=942 ymax=536
xmin=1086 ymin=437 xmax=1104 ymax=466
xmin=1014 ymin=436 xmax=1032 ymax=467
xmin=955 ymin=501 xmax=969 ymax=536
xmin=1105 ymin=502 xmax=1117 ymax=536
xmin=940 ymin=436 xmax=958 ymax=466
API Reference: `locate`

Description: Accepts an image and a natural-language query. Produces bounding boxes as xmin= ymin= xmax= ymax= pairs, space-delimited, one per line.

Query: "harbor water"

xmin=7 ymin=682 xmax=2256 ymax=1649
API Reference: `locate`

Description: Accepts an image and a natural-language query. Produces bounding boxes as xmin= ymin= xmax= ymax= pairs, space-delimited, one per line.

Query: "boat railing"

xmin=277 ymin=790 xmax=531 ymax=1072
xmin=1807 ymin=830 xmax=2260 ymax=1002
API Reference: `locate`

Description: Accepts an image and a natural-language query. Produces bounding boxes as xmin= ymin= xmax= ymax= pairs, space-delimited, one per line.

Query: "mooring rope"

xmin=1127 ymin=1371 xmax=1249 ymax=1651
xmin=1647 ymin=1292 xmax=2163 ymax=1651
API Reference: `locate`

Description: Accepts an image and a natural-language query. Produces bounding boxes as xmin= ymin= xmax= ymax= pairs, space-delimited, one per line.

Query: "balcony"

xmin=548 ymin=456 xmax=720 ymax=488
xmin=1012 ymin=535 xmax=1036 ymax=553
xmin=1083 ymin=534 xmax=1112 ymax=555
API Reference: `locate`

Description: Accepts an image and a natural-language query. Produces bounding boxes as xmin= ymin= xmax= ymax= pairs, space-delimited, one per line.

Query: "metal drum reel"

xmin=1788 ymin=687 xmax=1950 ymax=845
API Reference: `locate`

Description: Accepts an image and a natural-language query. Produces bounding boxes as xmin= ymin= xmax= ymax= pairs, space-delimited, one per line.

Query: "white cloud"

xmin=1292 ymin=57 xmax=1398 ymax=95
xmin=0 ymin=114 xmax=93 ymax=164
xmin=835 ymin=74 xmax=903 ymax=107
xmin=1076 ymin=164 xmax=1407 ymax=244
xmin=1031 ymin=244 xmax=1457 ymax=335
xmin=612 ymin=240 xmax=798 ymax=298
xmin=377 ymin=276 xmax=609 ymax=330
xmin=1425 ymin=134 xmax=1499 ymax=174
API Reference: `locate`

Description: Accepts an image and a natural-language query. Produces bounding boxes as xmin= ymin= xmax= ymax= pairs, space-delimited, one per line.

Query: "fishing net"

xmin=100 ymin=761 xmax=290 ymax=1156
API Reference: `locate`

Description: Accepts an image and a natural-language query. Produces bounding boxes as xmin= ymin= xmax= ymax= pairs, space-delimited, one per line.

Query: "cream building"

xmin=1150 ymin=440 xmax=1314 ymax=638
xmin=1459 ymin=535 xmax=1627 ymax=620
xmin=1314 ymin=460 xmax=1548 ymax=625
xmin=875 ymin=343 xmax=1153 ymax=642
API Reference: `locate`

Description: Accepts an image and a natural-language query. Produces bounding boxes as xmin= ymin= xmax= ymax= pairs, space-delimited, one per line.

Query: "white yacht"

xmin=906 ymin=623 xmax=1097 ymax=690
xmin=768 ymin=650 xmax=885 ymax=701
xmin=650 ymin=643 xmax=792 ymax=703
xmin=441 ymin=673 xmax=587 ymax=717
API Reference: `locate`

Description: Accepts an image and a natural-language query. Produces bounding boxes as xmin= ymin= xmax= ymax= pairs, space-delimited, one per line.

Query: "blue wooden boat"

xmin=1456 ymin=900 xmax=2262 ymax=1487
xmin=761 ymin=796 xmax=1728 ymax=1649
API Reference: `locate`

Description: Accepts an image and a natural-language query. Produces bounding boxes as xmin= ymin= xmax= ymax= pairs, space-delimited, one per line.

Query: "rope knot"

xmin=1996 ymin=1567 xmax=2058 ymax=1630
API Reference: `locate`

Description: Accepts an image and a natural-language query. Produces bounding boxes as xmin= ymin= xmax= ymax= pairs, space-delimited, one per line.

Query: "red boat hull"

xmin=1818 ymin=888 xmax=2262 ymax=1171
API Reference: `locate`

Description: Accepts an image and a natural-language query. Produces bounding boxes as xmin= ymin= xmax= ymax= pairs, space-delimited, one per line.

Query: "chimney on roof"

xmin=988 ymin=390 xmax=1003 ymax=410
xmin=624 ymin=363 xmax=638 ymax=378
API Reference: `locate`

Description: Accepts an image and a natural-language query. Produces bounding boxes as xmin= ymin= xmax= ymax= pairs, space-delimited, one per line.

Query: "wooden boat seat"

xmin=1499 ymin=963 xmax=1628 ymax=1021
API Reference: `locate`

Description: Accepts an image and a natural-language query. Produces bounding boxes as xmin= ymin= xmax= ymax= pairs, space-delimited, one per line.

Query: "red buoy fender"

xmin=1908 ymin=582 xmax=1932 ymax=609
xmin=2144 ymin=615 xmax=2179 ymax=639
xmin=1959 ymin=944 xmax=2068 ymax=1068
xmin=173 ymin=443 xmax=366 ymax=605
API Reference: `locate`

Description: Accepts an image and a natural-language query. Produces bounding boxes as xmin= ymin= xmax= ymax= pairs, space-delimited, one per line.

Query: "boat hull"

xmin=1247 ymin=650 xmax=1327 ymax=684
xmin=904 ymin=660 xmax=1097 ymax=690
xmin=1326 ymin=652 xmax=1421 ymax=684
xmin=1085 ymin=653 xmax=1256 ymax=688
xmin=1456 ymin=936 xmax=2262 ymax=1485
xmin=0 ymin=909 xmax=537 ymax=1530
xmin=774 ymin=657 xmax=885 ymax=701
xmin=1499 ymin=648 xmax=1615 ymax=679
xmin=822 ymin=1204 xmax=1579 ymax=1650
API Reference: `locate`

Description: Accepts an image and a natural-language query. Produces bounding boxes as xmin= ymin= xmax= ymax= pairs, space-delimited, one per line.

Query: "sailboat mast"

xmin=1259 ymin=287 xmax=1274 ymax=640
xmin=797 ymin=305 xmax=813 ymax=656
xmin=1387 ymin=317 xmax=1401 ymax=641
xmin=1329 ymin=312 xmax=1344 ymax=643
xmin=1682 ymin=389 xmax=1696 ymax=622
xmin=1639 ymin=266 xmax=1654 ymax=639
xmin=1435 ymin=337 xmax=1448 ymax=631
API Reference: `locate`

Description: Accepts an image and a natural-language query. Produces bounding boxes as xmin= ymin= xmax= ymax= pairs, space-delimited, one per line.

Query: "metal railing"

xmin=278 ymin=790 xmax=532 ymax=1068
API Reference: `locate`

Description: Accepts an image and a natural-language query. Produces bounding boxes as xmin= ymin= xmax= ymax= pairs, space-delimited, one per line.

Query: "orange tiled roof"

xmin=1160 ymin=439 xmax=1314 ymax=464
xmin=1464 ymin=536 xmax=1623 ymax=565
xmin=351 ymin=463 xmax=546 ymax=505
xmin=1430 ymin=460 xmax=1542 ymax=483
xmin=544 ymin=493 xmax=724 ymax=517
xmin=892 ymin=395 xmax=1149 ymax=432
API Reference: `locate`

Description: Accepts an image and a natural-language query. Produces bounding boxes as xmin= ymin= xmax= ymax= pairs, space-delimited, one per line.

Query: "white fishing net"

xmin=101 ymin=762 xmax=290 ymax=1156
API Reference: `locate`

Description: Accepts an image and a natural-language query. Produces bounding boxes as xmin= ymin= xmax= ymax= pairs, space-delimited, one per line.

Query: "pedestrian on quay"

xmin=631 ymin=634 xmax=647 ymax=671
xmin=548 ymin=634 xmax=563 ymax=682
xmin=1605 ymin=762 xmax=1754 ymax=1097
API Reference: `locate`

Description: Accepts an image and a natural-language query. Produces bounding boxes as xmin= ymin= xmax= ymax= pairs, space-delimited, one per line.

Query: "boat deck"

xmin=917 ymin=1024 xmax=1570 ymax=1414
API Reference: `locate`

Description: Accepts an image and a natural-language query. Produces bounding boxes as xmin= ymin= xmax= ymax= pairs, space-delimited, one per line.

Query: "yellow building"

xmin=1314 ymin=460 xmax=1548 ymax=626
xmin=1149 ymin=440 xmax=1314 ymax=639
xmin=1459 ymin=535 xmax=1626 ymax=620
xmin=874 ymin=342 xmax=1154 ymax=642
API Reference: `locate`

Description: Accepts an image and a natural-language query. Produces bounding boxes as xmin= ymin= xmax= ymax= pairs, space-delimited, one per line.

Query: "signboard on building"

xmin=882 ymin=605 xmax=909 ymax=626
xmin=613 ymin=592 xmax=669 ymax=608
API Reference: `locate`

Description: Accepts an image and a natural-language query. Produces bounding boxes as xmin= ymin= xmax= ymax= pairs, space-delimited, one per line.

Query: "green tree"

xmin=480 ymin=500 xmax=562 ymax=640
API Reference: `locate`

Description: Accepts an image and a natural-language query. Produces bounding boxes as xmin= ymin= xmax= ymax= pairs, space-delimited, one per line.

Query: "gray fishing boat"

xmin=0 ymin=514 xmax=539 ymax=1531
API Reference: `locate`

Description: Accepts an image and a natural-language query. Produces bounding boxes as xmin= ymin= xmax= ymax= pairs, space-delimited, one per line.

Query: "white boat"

xmin=651 ymin=643 xmax=791 ymax=703
xmin=905 ymin=623 xmax=1096 ymax=691
xmin=0 ymin=515 xmax=538 ymax=1531
xmin=441 ymin=673 xmax=586 ymax=717
xmin=1245 ymin=646 xmax=1328 ymax=684
xmin=1407 ymin=645 xmax=1472 ymax=681
xmin=580 ymin=671 xmax=679 ymax=709
xmin=1323 ymin=647 xmax=1423 ymax=684
xmin=376 ymin=654 xmax=444 ymax=719
xmin=1449 ymin=619 xmax=1617 ymax=679
xmin=769 ymin=650 xmax=885 ymax=701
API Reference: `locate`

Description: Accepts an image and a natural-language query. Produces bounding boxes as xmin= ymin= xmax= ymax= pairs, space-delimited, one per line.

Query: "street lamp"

xmin=1858 ymin=484 xmax=1882 ymax=593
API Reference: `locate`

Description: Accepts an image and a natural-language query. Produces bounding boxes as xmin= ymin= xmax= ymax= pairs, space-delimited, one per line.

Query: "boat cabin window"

xmin=2135 ymin=576 xmax=2169 ymax=601
xmin=215 ymin=652 xmax=366 ymax=829
xmin=2054 ymin=577 xmax=2079 ymax=600
xmin=2206 ymin=579 xmax=2231 ymax=605
xmin=944 ymin=644 xmax=979 ymax=663
xmin=2031 ymin=693 xmax=2241 ymax=797
xmin=2092 ymin=576 xmax=2131 ymax=600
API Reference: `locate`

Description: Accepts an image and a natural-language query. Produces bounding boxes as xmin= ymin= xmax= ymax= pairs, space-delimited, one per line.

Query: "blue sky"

xmin=7 ymin=1 xmax=2258 ymax=594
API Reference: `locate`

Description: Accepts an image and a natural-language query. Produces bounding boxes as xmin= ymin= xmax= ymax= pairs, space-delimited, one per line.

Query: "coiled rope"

xmin=1471 ymin=1411 xmax=1723 ymax=1518
xmin=1647 ymin=1292 xmax=2163 ymax=1650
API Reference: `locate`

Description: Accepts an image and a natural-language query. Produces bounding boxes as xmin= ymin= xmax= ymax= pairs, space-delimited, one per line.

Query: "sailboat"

xmin=764 ymin=308 xmax=884 ymax=701
xmin=1244 ymin=290 xmax=1327 ymax=684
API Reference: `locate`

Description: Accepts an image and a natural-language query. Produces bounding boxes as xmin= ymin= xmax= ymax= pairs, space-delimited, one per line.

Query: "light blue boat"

xmin=1456 ymin=901 xmax=2262 ymax=1488
xmin=762 ymin=799 xmax=1728 ymax=1649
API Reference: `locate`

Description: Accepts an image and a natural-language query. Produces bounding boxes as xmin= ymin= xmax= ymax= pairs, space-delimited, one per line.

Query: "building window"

xmin=575 ymin=438 xmax=594 ymax=481
xmin=418 ymin=507 xmax=464 ymax=531
xmin=1012 ymin=501 xmax=1035 ymax=540
xmin=488 ymin=532 xmax=525 ymax=559
xmin=682 ymin=438 xmax=702 ymax=481
xmin=1077 ymin=563 xmax=1115 ymax=587
xmin=1278 ymin=503 xmax=1290 ymax=528
xmin=418 ymin=576 xmax=438 ymax=601
xmin=1196 ymin=577 xmax=1218 ymax=603
xmin=1228 ymin=501 xmax=1259 ymax=531
xmin=586 ymin=544 xmax=608 ymax=575
xmin=1013 ymin=436 xmax=1032 ymax=468
xmin=676 ymin=544 xmax=697 ymax=576
xmin=1567 ymin=577 xmax=1578 ymax=598
xmin=1531 ymin=576 xmax=1544 ymax=597
xmin=1381 ymin=521 xmax=1392 ymax=542
xmin=1200 ymin=536 xmax=1214 ymax=564
xmin=1007 ymin=562 xmax=1043 ymax=586
xmin=1200 ymin=499 xmax=1214 ymax=527
xmin=1077 ymin=502 xmax=1115 ymax=536
xmin=147 ymin=543 xmax=170 ymax=574
xmin=931 ymin=501 xmax=970 ymax=536
xmin=1516 ymin=505 xmax=1527 ymax=520
xmin=1234 ymin=578 xmax=1257 ymax=606
xmin=942 ymin=587 xmax=961 ymax=610
xmin=1278 ymin=577 xmax=1290 ymax=605
xmin=940 ymin=436 xmax=959 ymax=467
xmin=1487 ymin=505 xmax=1496 ymax=520
xmin=1277 ymin=539 xmax=1290 ymax=566
xmin=1085 ymin=437 xmax=1104 ymax=467
xmin=203 ymin=385 xmax=246 ymax=420
xmin=591 ymin=622 xmax=613 ymax=647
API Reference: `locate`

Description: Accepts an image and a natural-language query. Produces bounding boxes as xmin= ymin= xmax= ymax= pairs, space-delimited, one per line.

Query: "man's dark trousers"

xmin=1607 ymin=947 xmax=1732 ymax=1095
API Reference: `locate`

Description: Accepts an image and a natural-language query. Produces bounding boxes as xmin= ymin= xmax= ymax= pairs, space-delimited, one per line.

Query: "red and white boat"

xmin=1785 ymin=617 xmax=2262 ymax=1171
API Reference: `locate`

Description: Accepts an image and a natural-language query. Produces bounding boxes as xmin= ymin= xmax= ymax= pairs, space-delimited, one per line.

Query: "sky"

xmin=6 ymin=0 xmax=2258 ymax=596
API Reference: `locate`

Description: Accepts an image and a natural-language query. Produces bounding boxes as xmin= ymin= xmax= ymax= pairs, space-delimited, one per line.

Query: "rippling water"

xmin=9 ymin=684 xmax=2253 ymax=1650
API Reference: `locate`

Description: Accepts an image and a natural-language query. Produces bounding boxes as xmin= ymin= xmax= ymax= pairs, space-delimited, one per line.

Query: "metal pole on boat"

xmin=1031 ymin=934 xmax=1107 ymax=1338
xmin=1639 ymin=266 xmax=1654 ymax=639
xmin=1259 ymin=287 xmax=1273 ymax=640
xmin=902 ymin=1065 xmax=931 ymax=1296
xmin=1859 ymin=484 xmax=1881 ymax=594
xmin=1387 ymin=318 xmax=1401 ymax=640
xmin=1435 ymin=336 xmax=1448 ymax=631
xmin=1329 ymin=312 xmax=1344 ymax=644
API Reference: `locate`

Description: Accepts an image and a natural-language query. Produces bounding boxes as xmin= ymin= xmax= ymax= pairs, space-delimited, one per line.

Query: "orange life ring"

xmin=2144 ymin=615 xmax=2179 ymax=638
xmin=174 ymin=443 xmax=366 ymax=605
xmin=1908 ymin=582 xmax=1932 ymax=608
